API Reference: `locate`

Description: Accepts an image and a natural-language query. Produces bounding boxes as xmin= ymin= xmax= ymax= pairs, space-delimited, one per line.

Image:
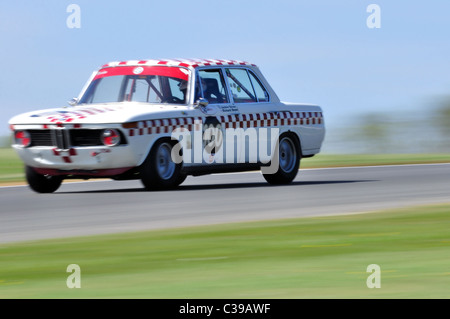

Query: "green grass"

xmin=1 ymin=204 xmax=450 ymax=298
xmin=0 ymin=147 xmax=24 ymax=183
xmin=0 ymin=147 xmax=449 ymax=184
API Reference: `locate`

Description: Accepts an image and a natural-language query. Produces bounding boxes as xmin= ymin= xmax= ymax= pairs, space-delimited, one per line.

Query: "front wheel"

xmin=140 ymin=139 xmax=186 ymax=190
xmin=25 ymin=166 xmax=63 ymax=193
xmin=262 ymin=134 xmax=301 ymax=185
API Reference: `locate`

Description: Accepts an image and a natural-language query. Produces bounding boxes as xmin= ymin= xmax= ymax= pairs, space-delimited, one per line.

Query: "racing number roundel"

xmin=203 ymin=117 xmax=223 ymax=155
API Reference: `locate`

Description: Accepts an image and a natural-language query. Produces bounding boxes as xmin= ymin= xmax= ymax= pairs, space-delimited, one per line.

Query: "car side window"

xmin=225 ymin=68 xmax=257 ymax=103
xmin=196 ymin=69 xmax=229 ymax=104
xmin=248 ymin=71 xmax=269 ymax=102
xmin=225 ymin=68 xmax=269 ymax=103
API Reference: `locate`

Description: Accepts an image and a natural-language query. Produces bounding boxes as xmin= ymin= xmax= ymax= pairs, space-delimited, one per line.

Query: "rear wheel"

xmin=262 ymin=134 xmax=301 ymax=185
xmin=25 ymin=166 xmax=63 ymax=193
xmin=140 ymin=139 xmax=186 ymax=190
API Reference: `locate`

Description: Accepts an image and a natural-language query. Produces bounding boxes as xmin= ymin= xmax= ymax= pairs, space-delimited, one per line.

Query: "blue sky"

xmin=1 ymin=0 xmax=450 ymax=149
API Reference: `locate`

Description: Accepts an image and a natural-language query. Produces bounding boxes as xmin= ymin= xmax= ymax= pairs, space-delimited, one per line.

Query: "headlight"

xmin=14 ymin=130 xmax=31 ymax=147
xmin=101 ymin=129 xmax=121 ymax=146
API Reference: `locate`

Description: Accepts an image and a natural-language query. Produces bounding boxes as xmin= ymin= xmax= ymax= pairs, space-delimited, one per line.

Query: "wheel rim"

xmin=278 ymin=137 xmax=296 ymax=173
xmin=156 ymin=143 xmax=176 ymax=180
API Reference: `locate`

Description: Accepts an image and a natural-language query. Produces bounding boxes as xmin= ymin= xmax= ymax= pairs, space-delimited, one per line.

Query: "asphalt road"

xmin=0 ymin=164 xmax=449 ymax=243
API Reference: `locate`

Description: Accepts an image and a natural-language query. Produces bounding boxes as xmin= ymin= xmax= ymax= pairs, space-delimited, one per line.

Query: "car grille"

xmin=28 ymin=129 xmax=122 ymax=148
xmin=70 ymin=130 xmax=102 ymax=146
xmin=29 ymin=130 xmax=53 ymax=147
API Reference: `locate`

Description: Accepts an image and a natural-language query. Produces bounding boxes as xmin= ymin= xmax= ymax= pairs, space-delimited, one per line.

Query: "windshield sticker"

xmin=93 ymin=66 xmax=189 ymax=81
xmin=133 ymin=67 xmax=144 ymax=74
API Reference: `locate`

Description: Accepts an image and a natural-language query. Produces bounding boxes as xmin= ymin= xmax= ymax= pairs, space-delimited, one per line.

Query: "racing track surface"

xmin=0 ymin=164 xmax=449 ymax=243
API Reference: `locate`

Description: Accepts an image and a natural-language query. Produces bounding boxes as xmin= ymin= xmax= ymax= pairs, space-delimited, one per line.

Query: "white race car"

xmin=9 ymin=58 xmax=325 ymax=193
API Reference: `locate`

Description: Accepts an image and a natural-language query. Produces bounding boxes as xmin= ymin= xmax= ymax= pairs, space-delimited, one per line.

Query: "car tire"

xmin=25 ymin=166 xmax=63 ymax=193
xmin=140 ymin=139 xmax=185 ymax=190
xmin=262 ymin=134 xmax=301 ymax=185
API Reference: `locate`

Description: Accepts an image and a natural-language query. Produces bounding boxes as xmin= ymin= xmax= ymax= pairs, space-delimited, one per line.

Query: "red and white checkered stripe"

xmin=101 ymin=59 xmax=256 ymax=69
xmin=128 ymin=117 xmax=203 ymax=136
xmin=127 ymin=111 xmax=323 ymax=136
xmin=219 ymin=111 xmax=323 ymax=129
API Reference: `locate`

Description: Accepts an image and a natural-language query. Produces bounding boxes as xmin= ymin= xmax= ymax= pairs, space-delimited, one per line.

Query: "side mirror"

xmin=195 ymin=98 xmax=209 ymax=109
xmin=68 ymin=97 xmax=78 ymax=106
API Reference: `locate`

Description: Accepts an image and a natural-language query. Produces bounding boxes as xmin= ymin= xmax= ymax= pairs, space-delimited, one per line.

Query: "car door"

xmin=188 ymin=67 xmax=240 ymax=166
xmin=224 ymin=67 xmax=274 ymax=164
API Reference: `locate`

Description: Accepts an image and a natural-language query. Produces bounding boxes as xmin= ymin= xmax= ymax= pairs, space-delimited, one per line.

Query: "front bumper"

xmin=13 ymin=145 xmax=140 ymax=174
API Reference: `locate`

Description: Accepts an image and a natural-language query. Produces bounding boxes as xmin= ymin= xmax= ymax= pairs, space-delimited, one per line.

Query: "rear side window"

xmin=226 ymin=68 xmax=256 ymax=103
xmin=225 ymin=68 xmax=269 ymax=103
xmin=248 ymin=71 xmax=269 ymax=102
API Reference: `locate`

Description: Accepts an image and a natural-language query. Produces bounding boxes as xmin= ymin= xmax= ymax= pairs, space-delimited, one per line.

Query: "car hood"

xmin=8 ymin=102 xmax=191 ymax=125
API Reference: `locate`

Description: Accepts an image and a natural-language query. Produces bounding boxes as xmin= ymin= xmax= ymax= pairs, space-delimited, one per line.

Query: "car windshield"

xmin=78 ymin=66 xmax=190 ymax=105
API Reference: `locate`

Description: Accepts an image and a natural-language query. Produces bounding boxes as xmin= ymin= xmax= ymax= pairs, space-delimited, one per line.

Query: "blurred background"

xmin=1 ymin=0 xmax=450 ymax=154
xmin=1 ymin=2 xmax=450 ymax=300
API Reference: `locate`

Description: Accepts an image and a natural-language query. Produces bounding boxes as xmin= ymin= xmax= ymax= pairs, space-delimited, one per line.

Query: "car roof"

xmin=100 ymin=58 xmax=257 ymax=69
